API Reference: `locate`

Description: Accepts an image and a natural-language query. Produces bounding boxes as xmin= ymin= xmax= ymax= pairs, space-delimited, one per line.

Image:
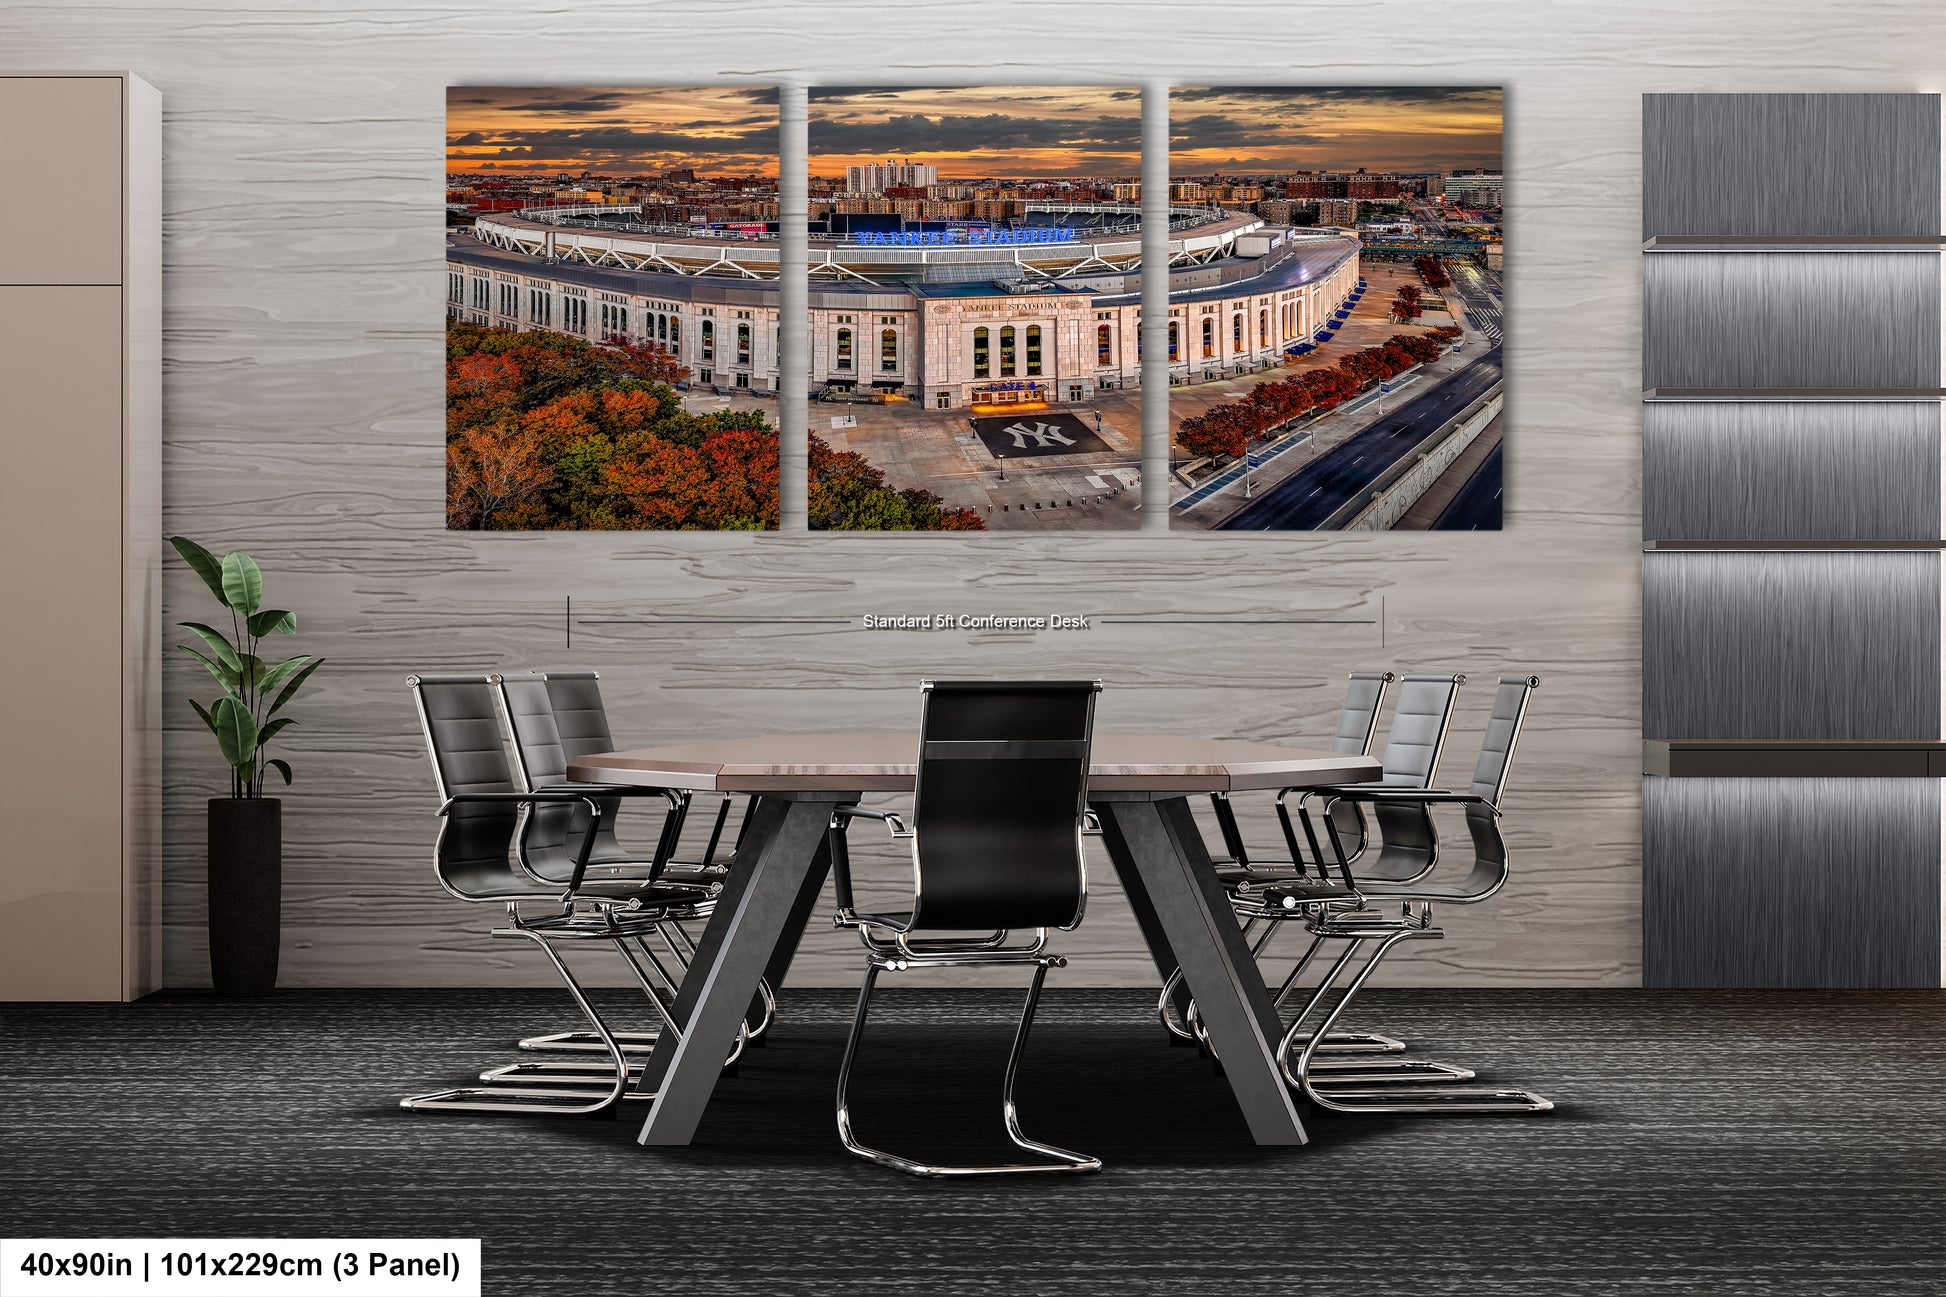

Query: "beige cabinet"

xmin=0 ymin=73 xmax=160 ymax=1000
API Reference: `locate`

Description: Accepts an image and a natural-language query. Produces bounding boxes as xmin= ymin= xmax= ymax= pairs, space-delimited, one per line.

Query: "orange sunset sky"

xmin=445 ymin=85 xmax=1502 ymax=178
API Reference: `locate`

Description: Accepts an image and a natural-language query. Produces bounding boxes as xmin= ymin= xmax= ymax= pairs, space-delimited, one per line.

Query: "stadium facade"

xmin=445 ymin=204 xmax=1360 ymax=409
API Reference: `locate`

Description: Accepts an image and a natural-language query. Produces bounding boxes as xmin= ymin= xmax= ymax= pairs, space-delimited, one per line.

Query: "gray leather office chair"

xmin=827 ymin=680 xmax=1103 ymax=1177
xmin=400 ymin=673 xmax=714 ymax=1116
xmin=1276 ymin=675 xmax=1552 ymax=1115
xmin=1166 ymin=672 xmax=1465 ymax=1065
xmin=1208 ymin=670 xmax=1394 ymax=880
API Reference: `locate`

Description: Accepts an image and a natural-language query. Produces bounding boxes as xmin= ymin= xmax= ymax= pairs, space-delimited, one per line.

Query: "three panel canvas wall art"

xmin=444 ymin=85 xmax=1503 ymax=532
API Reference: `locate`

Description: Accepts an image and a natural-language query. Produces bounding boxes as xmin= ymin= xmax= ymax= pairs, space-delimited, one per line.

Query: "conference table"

xmin=567 ymin=732 xmax=1379 ymax=1148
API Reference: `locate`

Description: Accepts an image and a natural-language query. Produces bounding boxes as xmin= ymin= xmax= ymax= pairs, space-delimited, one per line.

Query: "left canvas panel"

xmin=445 ymin=86 xmax=781 ymax=530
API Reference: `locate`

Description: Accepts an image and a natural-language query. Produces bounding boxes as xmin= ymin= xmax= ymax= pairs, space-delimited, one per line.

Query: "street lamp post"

xmin=997 ymin=453 xmax=1006 ymax=482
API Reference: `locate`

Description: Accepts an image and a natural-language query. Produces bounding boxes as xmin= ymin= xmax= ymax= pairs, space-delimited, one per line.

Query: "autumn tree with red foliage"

xmin=445 ymin=321 xmax=980 ymax=530
xmin=1173 ymin=333 xmax=1449 ymax=462
xmin=809 ymin=435 xmax=983 ymax=530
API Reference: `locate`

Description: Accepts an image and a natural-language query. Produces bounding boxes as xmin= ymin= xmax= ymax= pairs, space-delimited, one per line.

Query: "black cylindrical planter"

xmin=208 ymin=797 xmax=282 ymax=997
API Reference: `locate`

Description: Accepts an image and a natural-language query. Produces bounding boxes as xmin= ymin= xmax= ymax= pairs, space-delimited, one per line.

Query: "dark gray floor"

xmin=3 ymin=987 xmax=1943 ymax=1295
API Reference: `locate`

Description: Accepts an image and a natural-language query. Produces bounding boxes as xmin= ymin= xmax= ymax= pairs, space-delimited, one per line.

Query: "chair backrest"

xmin=1452 ymin=674 xmax=1541 ymax=901
xmin=1331 ymin=670 xmax=1395 ymax=756
xmin=1345 ymin=673 xmax=1464 ymax=884
xmin=494 ymin=670 xmax=633 ymax=883
xmin=1376 ymin=672 xmax=1465 ymax=787
xmin=1323 ymin=670 xmax=1396 ymax=860
xmin=909 ymin=680 xmax=1100 ymax=932
xmin=408 ymin=673 xmax=525 ymax=900
xmin=542 ymin=671 xmax=616 ymax=763
xmin=1469 ymin=675 xmax=1539 ymax=808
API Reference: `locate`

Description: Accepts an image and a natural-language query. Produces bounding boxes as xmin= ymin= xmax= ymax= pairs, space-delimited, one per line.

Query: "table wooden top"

xmin=567 ymin=732 xmax=1379 ymax=794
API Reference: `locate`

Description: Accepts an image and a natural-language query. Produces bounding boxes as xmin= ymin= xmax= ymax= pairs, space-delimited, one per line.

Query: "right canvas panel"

xmin=1166 ymin=87 xmax=1504 ymax=531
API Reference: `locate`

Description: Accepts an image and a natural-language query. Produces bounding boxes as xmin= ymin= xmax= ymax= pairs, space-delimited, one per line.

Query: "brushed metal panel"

xmin=1642 ymin=402 xmax=1940 ymax=540
xmin=1643 ymin=551 xmax=1941 ymax=740
xmin=1643 ymin=776 xmax=1940 ymax=987
xmin=1644 ymin=94 xmax=1942 ymax=238
xmin=1643 ymin=254 xmax=1941 ymax=390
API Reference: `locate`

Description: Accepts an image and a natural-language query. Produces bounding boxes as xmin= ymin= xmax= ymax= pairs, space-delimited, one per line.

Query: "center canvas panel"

xmin=444 ymin=86 xmax=782 ymax=530
xmin=1165 ymin=87 xmax=1504 ymax=531
xmin=808 ymin=86 xmax=1144 ymax=531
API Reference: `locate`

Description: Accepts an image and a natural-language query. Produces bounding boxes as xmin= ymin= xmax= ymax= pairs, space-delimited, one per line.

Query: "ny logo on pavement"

xmin=1003 ymin=421 xmax=1077 ymax=450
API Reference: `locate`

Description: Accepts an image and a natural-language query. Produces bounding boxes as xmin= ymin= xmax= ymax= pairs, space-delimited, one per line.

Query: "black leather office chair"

xmin=1209 ymin=670 xmax=1394 ymax=880
xmin=827 ymin=679 xmax=1103 ymax=1177
xmin=1163 ymin=671 xmax=1395 ymax=1049
xmin=400 ymin=673 xmax=714 ymax=1116
xmin=491 ymin=671 xmax=767 ymax=1062
xmin=1276 ymin=675 xmax=1552 ymax=1114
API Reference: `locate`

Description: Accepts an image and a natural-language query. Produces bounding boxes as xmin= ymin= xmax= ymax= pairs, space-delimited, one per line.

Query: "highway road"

xmin=1216 ymin=346 xmax=1504 ymax=530
xmin=1434 ymin=441 xmax=1503 ymax=529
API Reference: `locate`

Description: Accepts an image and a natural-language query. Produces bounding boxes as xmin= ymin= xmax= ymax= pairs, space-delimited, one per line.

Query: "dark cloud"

xmin=1172 ymin=85 xmax=1499 ymax=106
xmin=447 ymin=130 xmax=487 ymax=146
xmin=1169 ymin=112 xmax=1326 ymax=152
xmin=810 ymin=112 xmax=1139 ymax=156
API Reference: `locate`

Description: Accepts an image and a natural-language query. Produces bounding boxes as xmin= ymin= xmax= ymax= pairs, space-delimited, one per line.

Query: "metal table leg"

xmin=635 ymin=793 xmax=850 ymax=1146
xmin=1092 ymin=794 xmax=1308 ymax=1147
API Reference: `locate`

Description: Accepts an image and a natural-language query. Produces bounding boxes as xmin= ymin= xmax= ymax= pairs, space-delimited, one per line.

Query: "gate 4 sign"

xmin=971 ymin=412 xmax=1109 ymax=458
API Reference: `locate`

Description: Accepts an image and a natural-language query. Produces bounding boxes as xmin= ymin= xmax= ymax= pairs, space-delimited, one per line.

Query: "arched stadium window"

xmin=701 ymin=319 xmax=714 ymax=361
xmin=881 ymin=329 xmax=898 ymax=371
xmin=737 ymin=321 xmax=751 ymax=364
xmin=1260 ymin=309 xmax=1269 ymax=347
xmin=836 ymin=327 xmax=853 ymax=370
xmin=999 ymin=325 xmax=1016 ymax=377
xmin=1097 ymin=323 xmax=1112 ymax=366
xmin=1025 ymin=325 xmax=1042 ymax=376
xmin=1168 ymin=321 xmax=1179 ymax=362
xmin=1233 ymin=313 xmax=1243 ymax=350
xmin=658 ymin=313 xmax=668 ymax=341
xmin=974 ymin=326 xmax=990 ymax=378
xmin=1201 ymin=318 xmax=1214 ymax=359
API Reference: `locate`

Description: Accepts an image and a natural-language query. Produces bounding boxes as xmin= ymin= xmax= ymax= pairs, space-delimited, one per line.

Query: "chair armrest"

xmin=831 ymin=806 xmax=912 ymax=838
xmin=1323 ymin=788 xmax=1501 ymax=816
xmin=438 ymin=790 xmax=606 ymax=814
xmin=1082 ymin=810 xmax=1102 ymax=836
xmin=437 ymin=790 xmax=630 ymax=897
xmin=531 ymin=780 xmax=686 ymax=808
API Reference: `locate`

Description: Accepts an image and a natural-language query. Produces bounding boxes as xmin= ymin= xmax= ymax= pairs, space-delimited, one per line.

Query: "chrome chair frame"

xmin=1274 ymin=675 xmax=1553 ymax=1115
xmin=826 ymin=679 xmax=1103 ymax=1177
xmin=399 ymin=673 xmax=724 ymax=1116
xmin=491 ymin=670 xmax=772 ymax=1060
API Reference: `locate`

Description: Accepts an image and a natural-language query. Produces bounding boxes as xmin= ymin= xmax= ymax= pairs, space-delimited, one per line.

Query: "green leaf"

xmin=255 ymin=716 xmax=295 ymax=749
xmin=220 ymin=552 xmax=263 ymax=615
xmin=234 ymin=654 xmax=265 ymax=689
xmin=266 ymin=656 xmax=323 ymax=715
xmin=179 ymin=622 xmax=242 ymax=674
xmin=256 ymin=654 xmax=311 ymax=696
xmin=178 ymin=644 xmax=240 ymax=692
xmin=169 ymin=536 xmax=229 ymax=606
xmin=210 ymin=696 xmax=259 ymax=768
xmin=248 ymin=608 xmax=296 ymax=637
xmin=188 ymin=698 xmax=219 ymax=735
xmin=266 ymin=759 xmax=293 ymax=786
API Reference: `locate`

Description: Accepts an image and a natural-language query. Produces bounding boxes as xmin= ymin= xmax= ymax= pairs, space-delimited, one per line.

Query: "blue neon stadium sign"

xmin=854 ymin=227 xmax=1079 ymax=246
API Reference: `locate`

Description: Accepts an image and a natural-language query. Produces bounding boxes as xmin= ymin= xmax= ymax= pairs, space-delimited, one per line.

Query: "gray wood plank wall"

xmin=9 ymin=0 xmax=1941 ymax=989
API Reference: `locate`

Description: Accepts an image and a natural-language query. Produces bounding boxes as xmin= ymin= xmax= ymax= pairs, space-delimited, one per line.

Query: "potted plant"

xmin=170 ymin=537 xmax=324 ymax=997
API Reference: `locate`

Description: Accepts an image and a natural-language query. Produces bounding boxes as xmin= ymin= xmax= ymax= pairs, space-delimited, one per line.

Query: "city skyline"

xmin=1171 ymin=87 xmax=1502 ymax=176
xmin=446 ymin=85 xmax=777 ymax=175
xmin=809 ymin=86 xmax=1140 ymax=178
